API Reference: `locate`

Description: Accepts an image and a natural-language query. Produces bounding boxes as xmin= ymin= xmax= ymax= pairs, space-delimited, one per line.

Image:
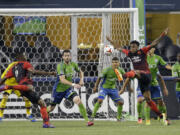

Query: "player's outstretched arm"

xmin=150 ymin=28 xmax=169 ymax=48
xmin=119 ymin=78 xmax=130 ymax=95
xmin=59 ymin=75 xmax=81 ymax=89
xmin=93 ymin=77 xmax=101 ymax=93
xmin=28 ymin=69 xmax=56 ymax=76
xmin=106 ymin=36 xmax=123 ymax=51
xmin=157 ymin=74 xmax=168 ymax=96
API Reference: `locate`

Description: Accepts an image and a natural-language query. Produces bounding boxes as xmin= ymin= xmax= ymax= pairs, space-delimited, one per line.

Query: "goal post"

xmin=0 ymin=8 xmax=139 ymax=120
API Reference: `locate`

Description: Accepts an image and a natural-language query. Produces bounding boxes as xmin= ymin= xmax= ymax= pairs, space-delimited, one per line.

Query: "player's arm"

xmin=59 ymin=75 xmax=81 ymax=89
xmin=157 ymin=74 xmax=168 ymax=96
xmin=149 ymin=28 xmax=168 ymax=48
xmin=28 ymin=68 xmax=56 ymax=76
xmin=119 ymin=77 xmax=130 ymax=95
xmin=74 ymin=63 xmax=84 ymax=86
xmin=24 ymin=62 xmax=56 ymax=76
xmin=79 ymin=69 xmax=84 ymax=86
xmin=165 ymin=65 xmax=172 ymax=70
xmin=158 ymin=55 xmax=172 ymax=70
xmin=172 ymin=65 xmax=180 ymax=82
xmin=93 ymin=77 xmax=101 ymax=93
xmin=106 ymin=36 xmax=123 ymax=51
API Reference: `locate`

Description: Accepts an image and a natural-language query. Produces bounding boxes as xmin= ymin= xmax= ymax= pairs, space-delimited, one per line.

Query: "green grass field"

xmin=0 ymin=120 xmax=180 ymax=135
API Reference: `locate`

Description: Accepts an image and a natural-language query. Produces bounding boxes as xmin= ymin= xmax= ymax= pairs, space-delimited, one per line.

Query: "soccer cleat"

xmin=43 ymin=124 xmax=55 ymax=128
xmin=145 ymin=120 xmax=151 ymax=125
xmin=27 ymin=115 xmax=36 ymax=122
xmin=137 ymin=118 xmax=143 ymax=124
xmin=0 ymin=117 xmax=2 ymax=122
xmin=161 ymin=113 xmax=168 ymax=126
xmin=87 ymin=121 xmax=94 ymax=126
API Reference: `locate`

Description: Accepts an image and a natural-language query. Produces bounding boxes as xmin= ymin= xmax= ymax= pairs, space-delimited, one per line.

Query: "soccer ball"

xmin=104 ymin=45 xmax=114 ymax=55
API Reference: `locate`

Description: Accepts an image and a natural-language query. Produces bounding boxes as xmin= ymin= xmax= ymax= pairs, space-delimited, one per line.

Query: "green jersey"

xmin=56 ymin=62 xmax=80 ymax=92
xmin=99 ymin=67 xmax=125 ymax=89
xmin=147 ymin=54 xmax=167 ymax=86
xmin=172 ymin=62 xmax=180 ymax=91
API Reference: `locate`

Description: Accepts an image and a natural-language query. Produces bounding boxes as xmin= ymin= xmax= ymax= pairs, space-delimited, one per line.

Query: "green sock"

xmin=137 ymin=102 xmax=143 ymax=118
xmin=91 ymin=102 xmax=101 ymax=118
xmin=117 ymin=105 xmax=123 ymax=120
xmin=144 ymin=106 xmax=150 ymax=120
xmin=78 ymin=103 xmax=89 ymax=122
xmin=158 ymin=105 xmax=166 ymax=114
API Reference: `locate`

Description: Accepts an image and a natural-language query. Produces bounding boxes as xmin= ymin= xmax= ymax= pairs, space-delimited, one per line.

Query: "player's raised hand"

xmin=162 ymin=27 xmax=169 ymax=36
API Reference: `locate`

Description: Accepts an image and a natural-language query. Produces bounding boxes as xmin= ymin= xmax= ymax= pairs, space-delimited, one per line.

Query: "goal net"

xmin=0 ymin=8 xmax=139 ymax=120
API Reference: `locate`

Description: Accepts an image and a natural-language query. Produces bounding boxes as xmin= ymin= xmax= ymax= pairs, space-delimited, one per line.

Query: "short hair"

xmin=14 ymin=48 xmax=24 ymax=59
xmin=112 ymin=57 xmax=119 ymax=61
xmin=130 ymin=40 xmax=140 ymax=46
xmin=62 ymin=50 xmax=71 ymax=56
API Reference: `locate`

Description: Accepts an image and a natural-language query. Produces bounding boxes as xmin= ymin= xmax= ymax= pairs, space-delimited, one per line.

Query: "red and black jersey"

xmin=122 ymin=45 xmax=151 ymax=74
xmin=5 ymin=61 xmax=33 ymax=84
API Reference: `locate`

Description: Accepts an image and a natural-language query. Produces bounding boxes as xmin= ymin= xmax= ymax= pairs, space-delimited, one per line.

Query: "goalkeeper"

xmin=0 ymin=62 xmax=36 ymax=122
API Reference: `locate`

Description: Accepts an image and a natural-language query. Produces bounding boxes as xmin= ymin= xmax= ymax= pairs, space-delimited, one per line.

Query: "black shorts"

xmin=138 ymin=73 xmax=151 ymax=94
xmin=21 ymin=90 xmax=40 ymax=104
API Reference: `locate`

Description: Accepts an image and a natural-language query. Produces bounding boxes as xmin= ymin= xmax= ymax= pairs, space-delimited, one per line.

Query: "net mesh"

xmin=0 ymin=9 xmax=138 ymax=120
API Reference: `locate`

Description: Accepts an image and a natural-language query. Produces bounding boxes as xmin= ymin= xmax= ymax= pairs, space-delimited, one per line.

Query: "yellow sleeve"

xmin=1 ymin=62 xmax=18 ymax=79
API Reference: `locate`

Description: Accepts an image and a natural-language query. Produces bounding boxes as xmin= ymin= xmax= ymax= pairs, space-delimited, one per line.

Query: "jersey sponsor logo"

xmin=131 ymin=56 xmax=141 ymax=63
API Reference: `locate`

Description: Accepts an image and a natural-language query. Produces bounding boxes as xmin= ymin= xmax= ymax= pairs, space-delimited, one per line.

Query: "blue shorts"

xmin=150 ymin=86 xmax=162 ymax=100
xmin=51 ymin=86 xmax=78 ymax=105
xmin=137 ymin=86 xmax=143 ymax=98
xmin=176 ymin=91 xmax=180 ymax=103
xmin=98 ymin=87 xmax=124 ymax=103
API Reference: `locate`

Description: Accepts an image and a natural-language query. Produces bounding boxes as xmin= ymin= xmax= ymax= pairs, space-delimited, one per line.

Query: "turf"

xmin=0 ymin=120 xmax=180 ymax=135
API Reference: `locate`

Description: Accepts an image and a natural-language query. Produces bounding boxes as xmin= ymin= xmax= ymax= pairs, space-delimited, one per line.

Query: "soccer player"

xmin=0 ymin=51 xmax=55 ymax=128
xmin=47 ymin=50 xmax=94 ymax=126
xmin=107 ymin=28 xmax=169 ymax=125
xmin=91 ymin=57 xmax=131 ymax=121
xmin=172 ymin=53 xmax=180 ymax=103
xmin=138 ymin=47 xmax=171 ymax=125
xmin=0 ymin=62 xmax=36 ymax=122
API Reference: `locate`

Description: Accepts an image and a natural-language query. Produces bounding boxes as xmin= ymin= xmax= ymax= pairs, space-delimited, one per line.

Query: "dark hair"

xmin=14 ymin=48 xmax=24 ymax=59
xmin=130 ymin=40 xmax=140 ymax=46
xmin=112 ymin=57 xmax=119 ymax=61
xmin=62 ymin=50 xmax=71 ymax=56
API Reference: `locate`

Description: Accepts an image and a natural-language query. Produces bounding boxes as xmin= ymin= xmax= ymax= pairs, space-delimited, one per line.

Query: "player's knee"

xmin=138 ymin=97 xmax=144 ymax=103
xmin=73 ymin=96 xmax=81 ymax=105
xmin=97 ymin=99 xmax=103 ymax=104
